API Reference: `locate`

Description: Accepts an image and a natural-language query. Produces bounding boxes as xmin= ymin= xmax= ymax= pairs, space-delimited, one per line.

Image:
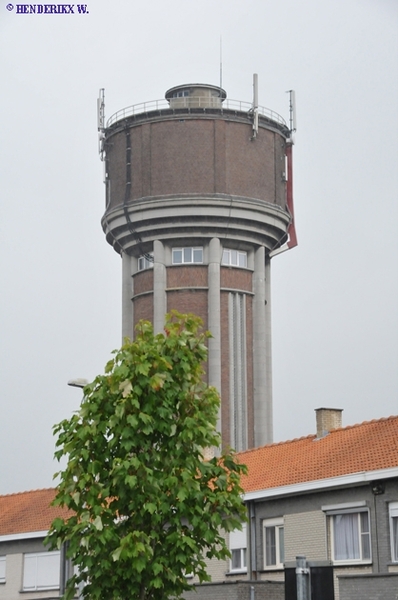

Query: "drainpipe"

xmin=249 ymin=502 xmax=257 ymax=580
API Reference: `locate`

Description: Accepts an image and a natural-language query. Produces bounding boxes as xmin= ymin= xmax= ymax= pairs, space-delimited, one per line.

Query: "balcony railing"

xmin=106 ymin=98 xmax=287 ymax=128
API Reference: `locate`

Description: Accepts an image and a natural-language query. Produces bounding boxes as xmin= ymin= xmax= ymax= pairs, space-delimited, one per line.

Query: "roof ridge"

xmin=237 ymin=414 xmax=398 ymax=458
xmin=237 ymin=433 xmax=315 ymax=457
xmin=0 ymin=487 xmax=55 ymax=499
xmin=328 ymin=414 xmax=398 ymax=434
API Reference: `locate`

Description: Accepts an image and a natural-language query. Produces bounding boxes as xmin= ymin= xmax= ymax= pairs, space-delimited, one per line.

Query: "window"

xmin=172 ymin=247 xmax=203 ymax=265
xmin=263 ymin=518 xmax=284 ymax=568
xmin=222 ymin=249 xmax=247 ymax=268
xmin=229 ymin=524 xmax=247 ymax=572
xmin=23 ymin=551 xmax=60 ymax=591
xmin=0 ymin=556 xmax=5 ymax=584
xmin=330 ymin=511 xmax=371 ymax=563
xmin=172 ymin=90 xmax=189 ymax=98
xmin=138 ymin=253 xmax=153 ymax=271
xmin=389 ymin=502 xmax=398 ymax=562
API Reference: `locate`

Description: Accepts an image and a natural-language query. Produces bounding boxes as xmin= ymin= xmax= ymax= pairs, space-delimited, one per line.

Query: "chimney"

xmin=315 ymin=408 xmax=343 ymax=439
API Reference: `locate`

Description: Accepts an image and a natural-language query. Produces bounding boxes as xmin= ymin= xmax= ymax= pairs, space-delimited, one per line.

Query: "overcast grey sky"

xmin=1 ymin=0 xmax=397 ymax=495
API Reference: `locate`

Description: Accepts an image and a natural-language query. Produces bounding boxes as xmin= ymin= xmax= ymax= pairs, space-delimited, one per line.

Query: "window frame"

xmin=389 ymin=502 xmax=398 ymax=563
xmin=22 ymin=551 xmax=61 ymax=591
xmin=263 ymin=518 xmax=284 ymax=570
xmin=172 ymin=247 xmax=203 ymax=265
xmin=222 ymin=248 xmax=247 ymax=268
xmin=229 ymin=523 xmax=247 ymax=573
xmin=328 ymin=508 xmax=371 ymax=565
xmin=137 ymin=253 xmax=154 ymax=271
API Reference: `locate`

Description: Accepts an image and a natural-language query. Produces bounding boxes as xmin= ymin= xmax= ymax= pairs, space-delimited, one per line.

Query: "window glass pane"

xmin=222 ymin=249 xmax=230 ymax=265
xmin=231 ymin=549 xmax=241 ymax=570
xmin=238 ymin=252 xmax=247 ymax=267
xmin=266 ymin=527 xmax=276 ymax=565
xmin=360 ymin=512 xmax=371 ymax=559
xmin=279 ymin=527 xmax=285 ymax=563
xmin=173 ymin=249 xmax=182 ymax=264
xmin=183 ymin=247 xmax=192 ymax=263
xmin=333 ymin=514 xmax=360 ymax=560
xmin=242 ymin=548 xmax=247 ymax=568
xmin=193 ymin=248 xmax=203 ymax=263
xmin=231 ymin=250 xmax=238 ymax=266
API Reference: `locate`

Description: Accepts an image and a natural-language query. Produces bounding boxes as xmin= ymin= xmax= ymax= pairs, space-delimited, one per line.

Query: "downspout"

xmin=249 ymin=501 xmax=257 ymax=580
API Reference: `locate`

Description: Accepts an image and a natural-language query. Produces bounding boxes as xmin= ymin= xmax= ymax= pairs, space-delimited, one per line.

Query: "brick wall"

xmin=167 ymin=265 xmax=208 ymax=289
xmin=284 ymin=510 xmax=327 ymax=562
xmin=221 ymin=268 xmax=252 ymax=292
xmin=183 ymin=580 xmax=284 ymax=600
xmin=133 ymin=294 xmax=153 ymax=327
xmin=338 ymin=573 xmax=398 ymax=600
xmin=166 ymin=289 xmax=208 ymax=331
xmin=133 ymin=269 xmax=153 ymax=295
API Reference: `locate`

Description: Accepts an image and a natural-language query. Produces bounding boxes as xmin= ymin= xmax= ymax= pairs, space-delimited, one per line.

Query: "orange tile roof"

xmin=1 ymin=417 xmax=397 ymax=536
xmin=0 ymin=488 xmax=70 ymax=537
xmin=238 ymin=415 xmax=398 ymax=493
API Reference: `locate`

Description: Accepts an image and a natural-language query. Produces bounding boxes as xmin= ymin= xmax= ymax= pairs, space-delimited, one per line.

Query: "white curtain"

xmin=333 ymin=513 xmax=360 ymax=560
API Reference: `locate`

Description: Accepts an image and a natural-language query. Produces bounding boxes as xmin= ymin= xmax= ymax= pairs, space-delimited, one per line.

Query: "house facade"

xmin=0 ymin=489 xmax=71 ymax=600
xmin=188 ymin=410 xmax=398 ymax=600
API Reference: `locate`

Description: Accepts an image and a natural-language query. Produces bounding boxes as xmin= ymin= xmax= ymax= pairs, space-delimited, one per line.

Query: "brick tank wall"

xmin=105 ymin=116 xmax=286 ymax=211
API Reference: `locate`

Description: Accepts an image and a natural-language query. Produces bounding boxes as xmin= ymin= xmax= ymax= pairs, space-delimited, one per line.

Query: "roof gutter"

xmin=243 ymin=466 xmax=398 ymax=502
xmin=0 ymin=529 xmax=48 ymax=543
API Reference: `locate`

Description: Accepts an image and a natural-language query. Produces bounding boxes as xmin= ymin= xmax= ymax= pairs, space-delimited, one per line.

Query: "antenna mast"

xmin=97 ymin=88 xmax=105 ymax=161
xmin=252 ymin=73 xmax=259 ymax=139
xmin=287 ymin=89 xmax=297 ymax=137
xmin=219 ymin=36 xmax=223 ymax=94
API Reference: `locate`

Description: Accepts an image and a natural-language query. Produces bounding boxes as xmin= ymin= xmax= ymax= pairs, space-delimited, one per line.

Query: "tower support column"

xmin=121 ymin=252 xmax=133 ymax=340
xmin=208 ymin=237 xmax=222 ymax=435
xmin=153 ymin=240 xmax=167 ymax=335
xmin=253 ymin=247 xmax=273 ymax=445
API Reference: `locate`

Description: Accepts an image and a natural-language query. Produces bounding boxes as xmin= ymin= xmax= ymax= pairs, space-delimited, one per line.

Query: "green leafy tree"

xmin=47 ymin=312 xmax=247 ymax=600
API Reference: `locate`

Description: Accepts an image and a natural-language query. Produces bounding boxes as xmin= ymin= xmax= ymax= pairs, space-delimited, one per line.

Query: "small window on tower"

xmin=172 ymin=247 xmax=203 ymax=265
xmin=222 ymin=249 xmax=247 ymax=268
xmin=172 ymin=90 xmax=189 ymax=98
xmin=138 ymin=254 xmax=154 ymax=271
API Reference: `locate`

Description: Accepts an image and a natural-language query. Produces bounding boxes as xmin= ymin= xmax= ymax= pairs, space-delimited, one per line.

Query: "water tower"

xmin=98 ymin=77 xmax=296 ymax=450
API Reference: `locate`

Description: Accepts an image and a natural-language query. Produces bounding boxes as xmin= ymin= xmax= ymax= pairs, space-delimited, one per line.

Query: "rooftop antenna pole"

xmin=97 ymin=88 xmax=106 ymax=161
xmin=287 ymin=89 xmax=297 ymax=138
xmin=252 ymin=73 xmax=259 ymax=140
xmin=219 ymin=36 xmax=223 ymax=94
